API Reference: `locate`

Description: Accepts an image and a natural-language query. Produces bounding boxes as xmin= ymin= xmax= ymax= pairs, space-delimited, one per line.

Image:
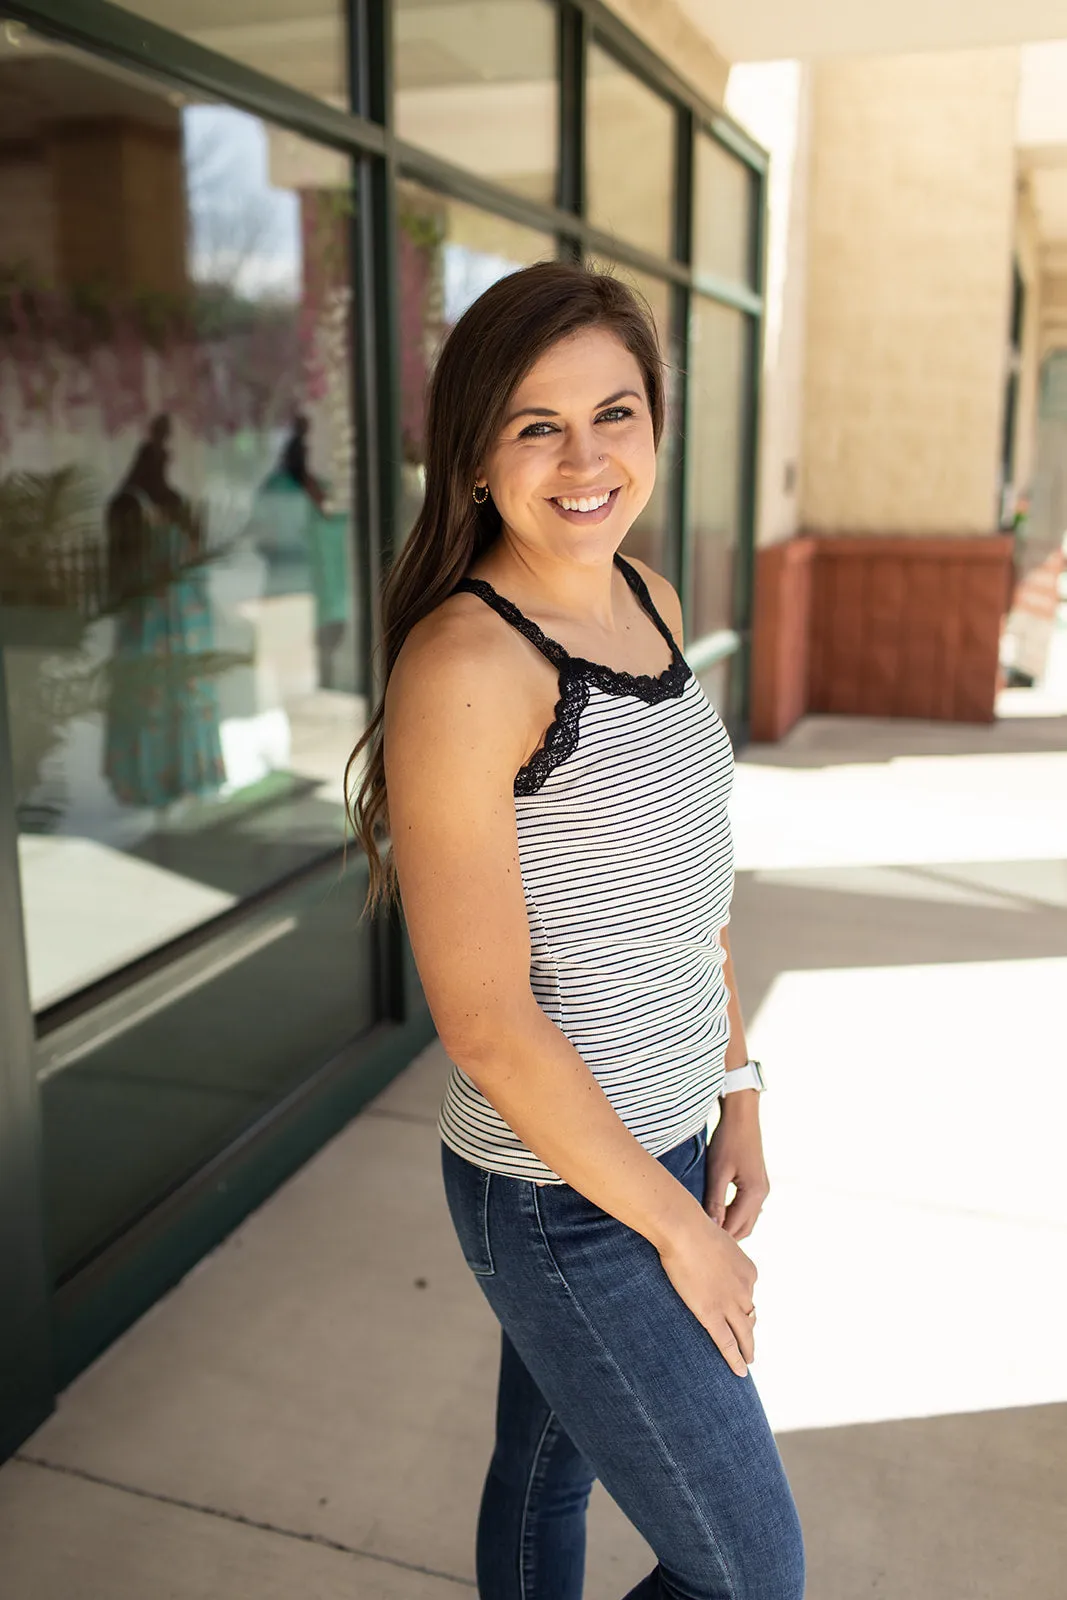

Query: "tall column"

xmin=751 ymin=50 xmax=1021 ymax=736
xmin=47 ymin=115 xmax=188 ymax=297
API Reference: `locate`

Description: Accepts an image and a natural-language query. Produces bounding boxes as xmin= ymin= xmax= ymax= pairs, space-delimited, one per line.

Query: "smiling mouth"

xmin=550 ymin=487 xmax=620 ymax=513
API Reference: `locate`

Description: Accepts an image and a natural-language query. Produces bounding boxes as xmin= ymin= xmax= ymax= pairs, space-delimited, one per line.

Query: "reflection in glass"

xmin=397 ymin=184 xmax=554 ymax=539
xmin=693 ymin=132 xmax=754 ymax=287
xmin=1 ymin=57 xmax=362 ymax=1003
xmin=37 ymin=855 xmax=373 ymax=1280
xmin=103 ymin=414 xmax=226 ymax=807
xmin=687 ymin=298 xmax=747 ymax=639
xmin=696 ymin=655 xmax=736 ymax=729
xmin=118 ymin=0 xmax=347 ymax=106
xmin=587 ymin=45 xmax=675 ymax=258
xmin=396 ymin=0 xmax=558 ymax=202
xmin=0 ymin=36 xmax=374 ymax=1270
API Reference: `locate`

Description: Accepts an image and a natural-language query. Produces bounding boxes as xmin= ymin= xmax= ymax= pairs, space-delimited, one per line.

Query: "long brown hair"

xmin=345 ymin=260 xmax=666 ymax=913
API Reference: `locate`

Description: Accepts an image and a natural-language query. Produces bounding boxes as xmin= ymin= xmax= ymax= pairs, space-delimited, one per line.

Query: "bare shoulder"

xmin=623 ymin=554 xmax=685 ymax=650
xmin=385 ymin=590 xmax=530 ymax=778
xmin=382 ymin=591 xmax=536 ymax=1056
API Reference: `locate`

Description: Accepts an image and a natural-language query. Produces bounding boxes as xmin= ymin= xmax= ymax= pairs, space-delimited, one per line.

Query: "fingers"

xmin=713 ymin=1257 xmax=758 ymax=1376
xmin=704 ymin=1170 xmax=733 ymax=1229
xmin=723 ymin=1193 xmax=765 ymax=1240
xmin=723 ymin=1183 xmax=770 ymax=1240
xmin=726 ymin=1303 xmax=756 ymax=1367
xmin=711 ymin=1319 xmax=750 ymax=1378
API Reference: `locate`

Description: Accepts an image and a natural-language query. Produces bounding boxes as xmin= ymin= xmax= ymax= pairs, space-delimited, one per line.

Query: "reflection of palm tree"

xmin=0 ymin=462 xmax=103 ymax=614
xmin=0 ymin=464 xmax=103 ymax=823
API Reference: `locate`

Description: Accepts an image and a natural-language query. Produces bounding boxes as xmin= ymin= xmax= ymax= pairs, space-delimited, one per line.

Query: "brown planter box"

xmin=749 ymin=535 xmax=817 ymax=742
xmin=750 ymin=532 xmax=1014 ymax=741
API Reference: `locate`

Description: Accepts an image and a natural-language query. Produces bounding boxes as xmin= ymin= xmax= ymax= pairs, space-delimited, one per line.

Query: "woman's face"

xmin=479 ymin=326 xmax=657 ymax=565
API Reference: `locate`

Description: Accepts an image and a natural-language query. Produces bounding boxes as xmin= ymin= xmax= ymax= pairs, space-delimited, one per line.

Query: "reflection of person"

xmin=278 ymin=413 xmax=326 ymax=512
xmin=105 ymin=413 xmax=191 ymax=606
xmin=346 ymin=264 xmax=804 ymax=1597
xmin=104 ymin=415 xmax=226 ymax=809
xmin=256 ymin=413 xmax=351 ymax=690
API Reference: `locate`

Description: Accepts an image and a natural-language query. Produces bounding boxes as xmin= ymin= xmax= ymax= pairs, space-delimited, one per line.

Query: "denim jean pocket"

xmin=441 ymin=1147 xmax=496 ymax=1277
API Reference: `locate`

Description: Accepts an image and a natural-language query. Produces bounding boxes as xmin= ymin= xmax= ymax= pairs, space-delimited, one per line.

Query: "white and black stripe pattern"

xmin=438 ymin=554 xmax=736 ymax=1183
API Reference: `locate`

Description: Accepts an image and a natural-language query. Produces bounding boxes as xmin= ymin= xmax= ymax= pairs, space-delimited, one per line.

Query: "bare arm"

xmin=385 ymin=604 xmax=757 ymax=1374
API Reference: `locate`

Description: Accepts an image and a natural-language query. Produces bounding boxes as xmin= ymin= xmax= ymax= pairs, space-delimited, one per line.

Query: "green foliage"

xmin=0 ymin=464 xmax=103 ymax=611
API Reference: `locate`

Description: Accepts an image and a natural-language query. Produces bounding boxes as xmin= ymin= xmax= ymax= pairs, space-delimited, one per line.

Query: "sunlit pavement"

xmin=1 ymin=633 xmax=1065 ymax=1597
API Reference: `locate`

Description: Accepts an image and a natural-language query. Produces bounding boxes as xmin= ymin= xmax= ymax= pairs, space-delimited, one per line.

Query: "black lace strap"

xmin=453 ymin=552 xmax=679 ymax=670
xmin=450 ymin=576 xmax=571 ymax=671
xmin=613 ymin=553 xmax=682 ymax=659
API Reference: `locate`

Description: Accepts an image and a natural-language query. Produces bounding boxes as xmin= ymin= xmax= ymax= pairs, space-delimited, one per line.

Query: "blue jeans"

xmin=441 ymin=1130 xmax=804 ymax=1600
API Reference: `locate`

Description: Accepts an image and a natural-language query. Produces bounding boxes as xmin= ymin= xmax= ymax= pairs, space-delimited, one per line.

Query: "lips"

xmin=547 ymin=486 xmax=621 ymax=525
xmin=555 ymin=491 xmax=611 ymax=512
xmin=550 ymin=487 xmax=620 ymax=512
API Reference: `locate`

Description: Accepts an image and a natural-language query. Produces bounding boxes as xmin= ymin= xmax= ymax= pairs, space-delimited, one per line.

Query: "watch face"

xmin=750 ymin=1059 xmax=766 ymax=1090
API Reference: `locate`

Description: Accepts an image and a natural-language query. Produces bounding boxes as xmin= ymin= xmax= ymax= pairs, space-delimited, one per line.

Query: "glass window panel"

xmin=397 ymin=183 xmax=554 ymax=539
xmin=117 ymin=1 xmax=346 ymax=106
xmin=38 ymin=860 xmax=375 ymax=1278
xmin=696 ymin=655 xmax=738 ymax=729
xmin=586 ymin=45 xmax=675 ymax=259
xmin=0 ymin=36 xmax=374 ymax=1274
xmin=395 ymin=0 xmax=558 ymax=203
xmin=693 ymin=131 xmax=754 ymax=287
xmin=687 ymin=297 xmax=749 ymax=639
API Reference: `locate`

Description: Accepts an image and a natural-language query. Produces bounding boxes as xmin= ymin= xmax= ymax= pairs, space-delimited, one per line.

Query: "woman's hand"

xmin=657 ymin=1210 xmax=758 ymax=1376
xmin=704 ymin=1093 xmax=769 ymax=1241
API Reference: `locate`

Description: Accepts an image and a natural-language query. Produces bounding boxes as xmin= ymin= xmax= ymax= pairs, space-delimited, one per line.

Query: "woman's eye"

xmin=516 ymin=406 xmax=634 ymax=439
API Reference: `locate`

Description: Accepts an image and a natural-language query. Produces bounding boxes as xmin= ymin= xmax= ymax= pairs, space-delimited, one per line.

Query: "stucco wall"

xmin=801 ymin=49 xmax=1020 ymax=536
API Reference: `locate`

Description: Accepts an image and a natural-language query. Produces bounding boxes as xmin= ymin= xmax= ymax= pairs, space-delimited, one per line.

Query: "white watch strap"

xmin=721 ymin=1060 xmax=765 ymax=1094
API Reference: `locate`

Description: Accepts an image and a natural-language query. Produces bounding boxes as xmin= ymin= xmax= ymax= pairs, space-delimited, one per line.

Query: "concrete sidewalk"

xmin=3 ymin=679 xmax=1067 ymax=1597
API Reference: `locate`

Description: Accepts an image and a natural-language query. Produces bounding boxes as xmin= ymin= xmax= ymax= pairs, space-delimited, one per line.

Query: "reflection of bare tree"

xmin=183 ymin=116 xmax=290 ymax=298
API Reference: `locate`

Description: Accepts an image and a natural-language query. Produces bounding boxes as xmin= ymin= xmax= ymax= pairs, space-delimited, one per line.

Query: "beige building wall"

xmin=726 ymin=61 xmax=812 ymax=549
xmin=800 ymin=49 xmax=1021 ymax=536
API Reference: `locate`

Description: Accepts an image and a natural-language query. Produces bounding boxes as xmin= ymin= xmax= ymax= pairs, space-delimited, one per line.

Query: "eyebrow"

xmin=503 ymin=389 xmax=643 ymax=427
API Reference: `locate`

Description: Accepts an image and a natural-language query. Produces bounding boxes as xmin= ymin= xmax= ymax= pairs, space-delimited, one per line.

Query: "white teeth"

xmin=557 ymin=491 xmax=612 ymax=512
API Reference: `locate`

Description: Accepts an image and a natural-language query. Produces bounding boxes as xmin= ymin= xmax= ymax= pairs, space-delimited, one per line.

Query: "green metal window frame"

xmin=0 ymin=0 xmax=767 ymax=1448
xmin=3 ymin=3 xmax=766 ymax=708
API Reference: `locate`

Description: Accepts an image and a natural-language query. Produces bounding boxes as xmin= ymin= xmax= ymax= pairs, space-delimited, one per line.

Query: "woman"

xmin=347 ymin=262 xmax=803 ymax=1600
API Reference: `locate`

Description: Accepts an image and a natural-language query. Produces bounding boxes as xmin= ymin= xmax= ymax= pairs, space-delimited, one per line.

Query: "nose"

xmin=558 ymin=426 xmax=605 ymax=479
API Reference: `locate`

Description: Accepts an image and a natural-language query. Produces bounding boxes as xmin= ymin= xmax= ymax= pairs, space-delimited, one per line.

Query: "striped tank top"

xmin=437 ymin=551 xmax=735 ymax=1183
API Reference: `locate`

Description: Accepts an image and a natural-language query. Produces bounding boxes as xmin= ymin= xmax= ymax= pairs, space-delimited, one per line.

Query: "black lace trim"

xmin=512 ymin=664 xmax=591 ymax=795
xmin=452 ymin=553 xmax=691 ymax=795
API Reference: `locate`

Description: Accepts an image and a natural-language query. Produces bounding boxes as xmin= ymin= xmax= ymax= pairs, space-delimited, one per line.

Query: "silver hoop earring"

xmin=473 ymin=483 xmax=489 ymax=504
